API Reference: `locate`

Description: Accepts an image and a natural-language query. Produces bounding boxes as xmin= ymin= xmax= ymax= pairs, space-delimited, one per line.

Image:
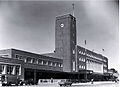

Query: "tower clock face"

xmin=60 ymin=23 xmax=64 ymax=27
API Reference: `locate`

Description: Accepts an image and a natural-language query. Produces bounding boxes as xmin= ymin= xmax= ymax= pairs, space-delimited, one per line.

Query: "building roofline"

xmin=77 ymin=45 xmax=108 ymax=59
xmin=0 ymin=48 xmax=63 ymax=61
xmin=56 ymin=13 xmax=76 ymax=20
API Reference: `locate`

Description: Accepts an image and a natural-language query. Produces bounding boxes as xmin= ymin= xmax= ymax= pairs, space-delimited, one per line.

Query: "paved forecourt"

xmin=6 ymin=81 xmax=119 ymax=87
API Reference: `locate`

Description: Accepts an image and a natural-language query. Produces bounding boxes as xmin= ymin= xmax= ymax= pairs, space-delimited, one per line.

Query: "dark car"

xmin=58 ymin=79 xmax=72 ymax=86
xmin=24 ymin=79 xmax=34 ymax=85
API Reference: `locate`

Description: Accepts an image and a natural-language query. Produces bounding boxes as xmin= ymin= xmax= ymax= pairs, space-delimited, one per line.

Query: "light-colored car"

xmin=58 ymin=79 xmax=72 ymax=86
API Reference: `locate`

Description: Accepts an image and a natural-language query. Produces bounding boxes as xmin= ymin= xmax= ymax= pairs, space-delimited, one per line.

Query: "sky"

xmin=0 ymin=0 xmax=119 ymax=71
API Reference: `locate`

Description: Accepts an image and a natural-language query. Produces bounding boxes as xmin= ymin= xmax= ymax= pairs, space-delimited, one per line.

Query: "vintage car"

xmin=58 ymin=79 xmax=72 ymax=86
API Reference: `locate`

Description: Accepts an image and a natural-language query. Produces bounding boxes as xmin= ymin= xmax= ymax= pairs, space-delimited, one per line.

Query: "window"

xmin=1 ymin=65 xmax=4 ymax=74
xmin=72 ymin=61 xmax=75 ymax=71
xmin=104 ymin=64 xmax=107 ymax=67
xmin=39 ymin=59 xmax=43 ymax=65
xmin=15 ymin=54 xmax=22 ymax=59
xmin=83 ymin=58 xmax=85 ymax=62
xmin=83 ymin=66 xmax=85 ymax=69
xmin=73 ymin=49 xmax=75 ymax=54
xmin=19 ymin=56 xmax=22 ymax=59
xmin=103 ymin=60 xmax=107 ymax=62
xmin=61 ymin=64 xmax=63 ymax=67
xmin=72 ymin=23 xmax=75 ymax=28
xmin=44 ymin=61 xmax=48 ymax=65
xmin=52 ymin=62 xmax=55 ymax=66
xmin=7 ymin=65 xmax=10 ymax=74
xmin=73 ymin=41 xmax=75 ymax=44
xmin=24 ymin=59 xmax=27 ymax=63
xmin=59 ymin=63 xmax=61 ymax=67
xmin=16 ymin=66 xmax=20 ymax=75
xmin=79 ymin=65 xmax=81 ymax=68
xmin=50 ymin=62 xmax=53 ymax=66
xmin=15 ymin=55 xmax=19 ymax=59
xmin=33 ymin=59 xmax=38 ymax=64
xmin=0 ymin=55 xmax=9 ymax=58
xmin=48 ymin=61 xmax=51 ymax=66
xmin=27 ymin=57 xmax=32 ymax=63
xmin=7 ymin=65 xmax=13 ymax=75
xmin=54 ymin=63 xmax=57 ymax=67
xmin=79 ymin=50 xmax=81 ymax=54
xmin=0 ymin=64 xmax=2 ymax=74
xmin=73 ymin=33 xmax=75 ymax=37
xmin=81 ymin=58 xmax=83 ymax=61
xmin=104 ymin=70 xmax=107 ymax=73
xmin=79 ymin=58 xmax=81 ymax=61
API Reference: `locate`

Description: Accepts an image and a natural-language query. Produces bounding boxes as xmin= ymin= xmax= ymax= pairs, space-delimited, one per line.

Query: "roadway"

xmin=15 ymin=81 xmax=119 ymax=87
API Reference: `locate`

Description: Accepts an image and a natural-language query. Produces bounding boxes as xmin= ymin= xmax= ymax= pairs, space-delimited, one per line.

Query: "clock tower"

xmin=55 ymin=14 xmax=77 ymax=72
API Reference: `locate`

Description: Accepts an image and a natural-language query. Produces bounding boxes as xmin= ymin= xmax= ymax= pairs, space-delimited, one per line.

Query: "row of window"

xmin=0 ymin=64 xmax=20 ymax=75
xmin=78 ymin=50 xmax=103 ymax=61
xmin=25 ymin=58 xmax=63 ymax=67
xmin=78 ymin=50 xmax=85 ymax=55
xmin=79 ymin=57 xmax=85 ymax=62
xmin=0 ymin=55 xmax=9 ymax=58
xmin=86 ymin=60 xmax=102 ymax=65
xmin=79 ymin=65 xmax=85 ymax=69
xmin=15 ymin=54 xmax=63 ymax=68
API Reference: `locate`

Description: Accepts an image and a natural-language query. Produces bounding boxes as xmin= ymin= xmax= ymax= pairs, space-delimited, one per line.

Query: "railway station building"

xmin=0 ymin=14 xmax=108 ymax=83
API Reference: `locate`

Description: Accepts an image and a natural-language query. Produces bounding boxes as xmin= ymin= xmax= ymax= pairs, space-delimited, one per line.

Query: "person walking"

xmin=91 ymin=79 xmax=94 ymax=84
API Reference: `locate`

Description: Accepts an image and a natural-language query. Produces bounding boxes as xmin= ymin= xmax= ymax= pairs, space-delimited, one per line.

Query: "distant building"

xmin=0 ymin=14 xmax=108 ymax=83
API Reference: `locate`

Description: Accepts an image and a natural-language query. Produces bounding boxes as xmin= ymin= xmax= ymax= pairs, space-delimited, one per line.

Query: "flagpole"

xmin=84 ymin=40 xmax=87 ymax=82
xmin=102 ymin=48 xmax=105 ymax=73
xmin=72 ymin=3 xmax=74 ymax=16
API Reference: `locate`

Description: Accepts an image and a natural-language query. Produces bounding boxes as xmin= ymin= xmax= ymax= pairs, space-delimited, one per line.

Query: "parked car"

xmin=24 ymin=79 xmax=34 ymax=85
xmin=58 ymin=79 xmax=72 ymax=86
xmin=1 ymin=74 xmax=20 ymax=86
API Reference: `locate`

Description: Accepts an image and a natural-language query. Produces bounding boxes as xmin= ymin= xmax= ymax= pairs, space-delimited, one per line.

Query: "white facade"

xmin=86 ymin=60 xmax=103 ymax=73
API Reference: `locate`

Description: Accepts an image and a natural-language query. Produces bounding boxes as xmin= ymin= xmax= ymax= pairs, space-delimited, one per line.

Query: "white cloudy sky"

xmin=0 ymin=0 xmax=119 ymax=70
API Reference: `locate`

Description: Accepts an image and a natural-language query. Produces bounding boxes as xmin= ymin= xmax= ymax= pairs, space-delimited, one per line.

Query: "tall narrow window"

xmin=73 ymin=49 xmax=75 ymax=54
xmin=73 ymin=61 xmax=75 ymax=71
xmin=0 ymin=64 xmax=2 ymax=74
xmin=16 ymin=66 xmax=20 ymax=75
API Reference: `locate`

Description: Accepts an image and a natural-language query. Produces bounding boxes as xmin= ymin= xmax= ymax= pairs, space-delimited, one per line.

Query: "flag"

xmin=85 ymin=40 xmax=86 ymax=45
xmin=102 ymin=49 xmax=105 ymax=51
xmin=72 ymin=3 xmax=74 ymax=10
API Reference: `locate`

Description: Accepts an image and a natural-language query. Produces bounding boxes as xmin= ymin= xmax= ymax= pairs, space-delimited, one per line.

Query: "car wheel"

xmin=7 ymin=82 xmax=11 ymax=86
xmin=2 ymin=83 xmax=6 ymax=86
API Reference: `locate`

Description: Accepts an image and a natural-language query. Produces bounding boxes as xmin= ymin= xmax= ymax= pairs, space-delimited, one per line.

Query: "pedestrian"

xmin=51 ymin=78 xmax=53 ymax=83
xmin=91 ymin=79 xmax=94 ymax=84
